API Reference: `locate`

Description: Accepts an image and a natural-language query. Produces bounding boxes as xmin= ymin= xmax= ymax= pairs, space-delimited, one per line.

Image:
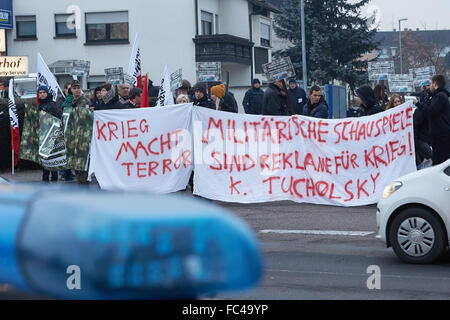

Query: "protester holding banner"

xmin=288 ymin=79 xmax=307 ymax=115
xmin=97 ymin=83 xmax=120 ymax=110
xmin=38 ymin=86 xmax=62 ymax=119
xmin=90 ymin=86 xmax=103 ymax=110
xmin=355 ymin=85 xmax=384 ymax=116
xmin=303 ymin=85 xmax=329 ymax=119
xmin=386 ymin=94 xmax=404 ymax=110
xmin=38 ymin=85 xmax=61 ymax=182
xmin=192 ymin=83 xmax=215 ymax=109
xmin=243 ymin=79 xmax=264 ymax=115
xmin=176 ymin=94 xmax=190 ymax=104
xmin=175 ymin=80 xmax=192 ymax=100
xmin=374 ymin=84 xmax=389 ymax=110
xmin=210 ymin=84 xmax=239 ymax=113
xmin=64 ymin=80 xmax=94 ymax=184
xmin=413 ymin=100 xmax=433 ymax=167
xmin=262 ymin=80 xmax=289 ymax=116
xmin=117 ymin=83 xmax=131 ymax=108
xmin=129 ymin=88 xmax=142 ymax=107
xmin=415 ymin=75 xmax=450 ymax=165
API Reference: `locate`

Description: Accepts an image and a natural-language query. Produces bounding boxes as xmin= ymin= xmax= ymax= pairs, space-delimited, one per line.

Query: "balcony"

xmin=193 ymin=34 xmax=254 ymax=65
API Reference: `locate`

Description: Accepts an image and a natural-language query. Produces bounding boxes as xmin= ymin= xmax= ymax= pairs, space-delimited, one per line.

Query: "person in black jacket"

xmin=96 ymin=83 xmax=120 ymax=110
xmin=303 ymin=85 xmax=329 ymax=119
xmin=288 ymin=79 xmax=307 ymax=115
xmin=192 ymin=83 xmax=215 ymax=110
xmin=38 ymin=86 xmax=62 ymax=119
xmin=262 ymin=80 xmax=289 ymax=116
xmin=38 ymin=85 xmax=62 ymax=182
xmin=415 ymin=75 xmax=450 ymax=165
xmin=355 ymin=85 xmax=384 ymax=116
xmin=243 ymin=79 xmax=264 ymax=115
xmin=210 ymin=83 xmax=238 ymax=113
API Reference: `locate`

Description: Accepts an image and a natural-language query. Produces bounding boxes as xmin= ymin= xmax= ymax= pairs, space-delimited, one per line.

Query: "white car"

xmin=377 ymin=159 xmax=450 ymax=264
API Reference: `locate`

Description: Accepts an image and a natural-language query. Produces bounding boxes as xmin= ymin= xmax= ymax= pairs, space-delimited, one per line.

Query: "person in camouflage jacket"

xmin=65 ymin=80 xmax=94 ymax=184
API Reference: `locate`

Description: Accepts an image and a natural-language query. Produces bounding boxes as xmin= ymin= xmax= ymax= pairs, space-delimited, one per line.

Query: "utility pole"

xmin=398 ymin=18 xmax=408 ymax=74
xmin=300 ymin=0 xmax=307 ymax=90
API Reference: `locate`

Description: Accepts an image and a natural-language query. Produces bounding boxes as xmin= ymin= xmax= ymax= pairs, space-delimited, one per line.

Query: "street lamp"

xmin=398 ymin=18 xmax=408 ymax=74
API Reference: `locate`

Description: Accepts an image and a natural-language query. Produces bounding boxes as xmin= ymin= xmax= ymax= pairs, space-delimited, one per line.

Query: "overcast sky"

xmin=360 ymin=0 xmax=449 ymax=31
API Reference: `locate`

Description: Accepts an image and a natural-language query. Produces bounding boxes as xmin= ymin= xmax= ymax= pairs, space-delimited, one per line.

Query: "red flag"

xmin=8 ymin=79 xmax=20 ymax=166
xmin=137 ymin=75 xmax=143 ymax=90
xmin=140 ymin=74 xmax=149 ymax=108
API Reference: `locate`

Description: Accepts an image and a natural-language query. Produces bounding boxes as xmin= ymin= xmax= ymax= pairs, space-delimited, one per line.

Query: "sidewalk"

xmin=0 ymin=169 xmax=43 ymax=183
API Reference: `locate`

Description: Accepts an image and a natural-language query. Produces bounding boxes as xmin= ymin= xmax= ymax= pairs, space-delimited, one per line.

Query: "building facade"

xmin=5 ymin=0 xmax=280 ymax=105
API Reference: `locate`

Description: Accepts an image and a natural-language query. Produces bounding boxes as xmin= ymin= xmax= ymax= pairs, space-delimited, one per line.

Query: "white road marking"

xmin=259 ymin=230 xmax=374 ymax=237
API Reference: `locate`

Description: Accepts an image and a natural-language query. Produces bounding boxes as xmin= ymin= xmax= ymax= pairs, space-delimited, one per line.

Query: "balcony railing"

xmin=193 ymin=34 xmax=254 ymax=65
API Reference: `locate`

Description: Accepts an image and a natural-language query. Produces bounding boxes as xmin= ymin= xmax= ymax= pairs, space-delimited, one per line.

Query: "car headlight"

xmin=381 ymin=181 xmax=403 ymax=200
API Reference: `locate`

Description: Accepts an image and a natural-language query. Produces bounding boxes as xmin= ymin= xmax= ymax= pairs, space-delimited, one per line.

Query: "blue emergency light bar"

xmin=0 ymin=184 xmax=263 ymax=299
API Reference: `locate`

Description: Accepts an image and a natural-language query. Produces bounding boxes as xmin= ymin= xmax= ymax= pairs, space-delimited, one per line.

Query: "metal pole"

xmin=300 ymin=0 xmax=307 ymax=90
xmin=11 ymin=149 xmax=14 ymax=176
xmin=398 ymin=18 xmax=408 ymax=74
xmin=399 ymin=21 xmax=402 ymax=74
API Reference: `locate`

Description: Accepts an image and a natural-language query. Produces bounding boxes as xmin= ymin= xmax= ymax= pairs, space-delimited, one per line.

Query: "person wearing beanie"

xmin=288 ymin=78 xmax=307 ymax=115
xmin=37 ymin=85 xmax=63 ymax=183
xmin=38 ymin=86 xmax=62 ymax=119
xmin=243 ymin=79 xmax=264 ymax=115
xmin=210 ymin=83 xmax=238 ymax=113
xmin=355 ymin=85 xmax=384 ymax=116
xmin=192 ymin=83 xmax=215 ymax=110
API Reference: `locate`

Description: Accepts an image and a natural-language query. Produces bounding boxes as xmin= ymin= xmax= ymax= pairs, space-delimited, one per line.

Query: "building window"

xmin=260 ymin=22 xmax=271 ymax=47
xmin=201 ymin=11 xmax=213 ymax=36
xmin=255 ymin=47 xmax=269 ymax=74
xmin=16 ymin=16 xmax=36 ymax=39
xmin=55 ymin=14 xmax=76 ymax=37
xmin=85 ymin=11 xmax=129 ymax=44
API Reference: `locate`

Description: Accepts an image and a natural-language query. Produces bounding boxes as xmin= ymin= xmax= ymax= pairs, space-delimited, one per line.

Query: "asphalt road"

xmin=1 ymin=170 xmax=450 ymax=300
xmin=216 ymin=201 xmax=450 ymax=300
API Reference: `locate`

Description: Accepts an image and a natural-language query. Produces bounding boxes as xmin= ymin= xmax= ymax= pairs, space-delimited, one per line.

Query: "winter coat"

xmin=38 ymin=94 xmax=62 ymax=119
xmin=96 ymin=86 xmax=120 ymax=111
xmin=243 ymin=87 xmax=264 ymax=115
xmin=262 ymin=83 xmax=289 ymax=116
xmin=362 ymin=102 xmax=385 ymax=116
xmin=347 ymin=107 xmax=365 ymax=118
xmin=194 ymin=95 xmax=215 ymax=110
xmin=288 ymin=86 xmax=307 ymax=115
xmin=420 ymin=87 xmax=450 ymax=139
xmin=218 ymin=92 xmax=239 ymax=113
xmin=420 ymin=87 xmax=450 ymax=165
xmin=303 ymin=97 xmax=329 ymax=119
xmin=413 ymin=95 xmax=432 ymax=144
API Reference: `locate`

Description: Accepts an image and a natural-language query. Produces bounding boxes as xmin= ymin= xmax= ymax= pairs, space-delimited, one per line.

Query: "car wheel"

xmin=389 ymin=207 xmax=447 ymax=264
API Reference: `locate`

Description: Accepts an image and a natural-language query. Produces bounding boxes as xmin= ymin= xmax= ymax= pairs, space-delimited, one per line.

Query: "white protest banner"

xmin=157 ymin=64 xmax=174 ymax=107
xmin=192 ymin=103 xmax=416 ymax=207
xmin=37 ymin=52 xmax=62 ymax=102
xmin=89 ymin=104 xmax=193 ymax=192
xmin=128 ymin=33 xmax=142 ymax=88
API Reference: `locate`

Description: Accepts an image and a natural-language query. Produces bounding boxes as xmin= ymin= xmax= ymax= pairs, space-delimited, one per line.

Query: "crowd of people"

xmin=347 ymin=75 xmax=450 ymax=168
xmin=13 ymin=71 xmax=449 ymax=183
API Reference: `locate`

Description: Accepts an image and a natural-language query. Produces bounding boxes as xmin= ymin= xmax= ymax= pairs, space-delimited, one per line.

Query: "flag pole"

xmin=11 ymin=148 xmax=14 ymax=176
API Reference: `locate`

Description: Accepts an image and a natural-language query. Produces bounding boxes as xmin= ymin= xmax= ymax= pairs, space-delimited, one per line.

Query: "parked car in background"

xmin=377 ymin=159 xmax=450 ymax=264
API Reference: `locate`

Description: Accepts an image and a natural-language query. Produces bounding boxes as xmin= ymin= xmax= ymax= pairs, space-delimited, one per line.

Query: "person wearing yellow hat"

xmin=210 ymin=83 xmax=238 ymax=113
